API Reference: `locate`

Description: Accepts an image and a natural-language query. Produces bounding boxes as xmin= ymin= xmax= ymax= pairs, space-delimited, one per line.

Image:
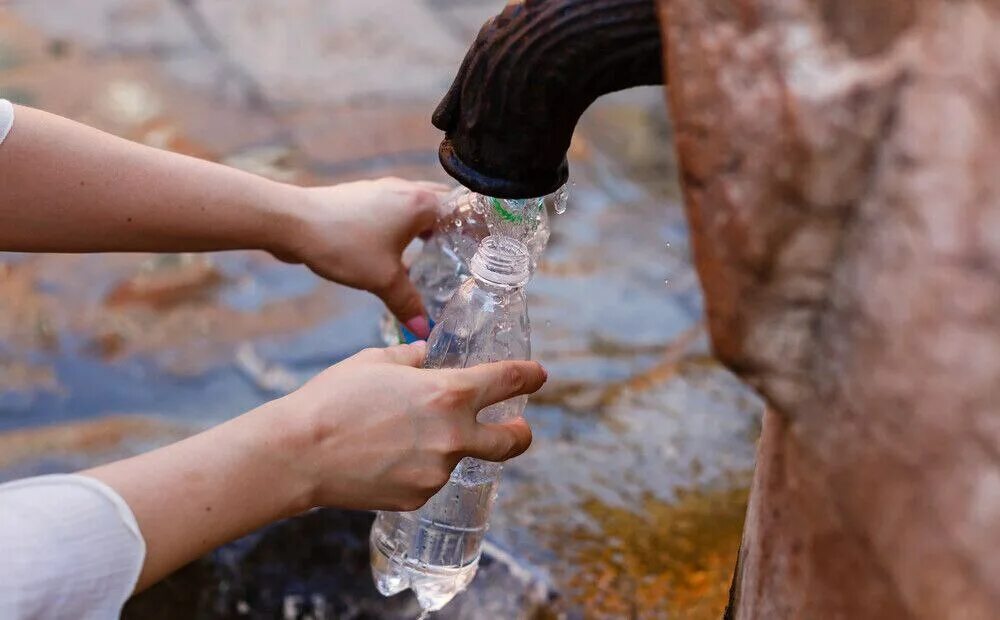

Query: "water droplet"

xmin=545 ymin=320 xmax=552 ymax=328
xmin=664 ymin=279 xmax=671 ymax=287
xmin=553 ymin=191 xmax=568 ymax=215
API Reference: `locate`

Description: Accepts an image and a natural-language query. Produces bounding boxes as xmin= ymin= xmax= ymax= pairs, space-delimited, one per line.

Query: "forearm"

xmin=85 ymin=399 xmax=315 ymax=591
xmin=0 ymin=104 xmax=299 ymax=254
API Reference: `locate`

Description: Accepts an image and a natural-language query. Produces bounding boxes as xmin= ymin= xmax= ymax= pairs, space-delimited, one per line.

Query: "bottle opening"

xmin=470 ymin=235 xmax=530 ymax=287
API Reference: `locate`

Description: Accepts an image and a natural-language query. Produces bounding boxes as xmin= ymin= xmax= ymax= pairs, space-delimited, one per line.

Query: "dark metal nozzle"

xmin=433 ymin=0 xmax=664 ymax=199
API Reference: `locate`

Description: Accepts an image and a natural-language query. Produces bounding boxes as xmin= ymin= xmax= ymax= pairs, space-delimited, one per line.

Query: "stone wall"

xmin=656 ymin=0 xmax=1000 ymax=617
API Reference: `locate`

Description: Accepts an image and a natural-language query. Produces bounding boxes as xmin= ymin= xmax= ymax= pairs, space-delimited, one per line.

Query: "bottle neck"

xmin=472 ymin=273 xmax=527 ymax=296
xmin=470 ymin=235 xmax=530 ymax=290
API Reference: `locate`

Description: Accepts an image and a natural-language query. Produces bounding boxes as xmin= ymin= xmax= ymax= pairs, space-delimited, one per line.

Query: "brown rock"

xmin=656 ymin=0 xmax=1000 ymax=617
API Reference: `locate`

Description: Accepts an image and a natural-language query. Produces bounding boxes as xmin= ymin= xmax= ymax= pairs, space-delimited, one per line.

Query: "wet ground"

xmin=0 ymin=2 xmax=763 ymax=618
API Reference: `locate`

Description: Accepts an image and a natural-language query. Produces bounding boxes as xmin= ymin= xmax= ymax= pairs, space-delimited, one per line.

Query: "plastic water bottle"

xmin=370 ymin=235 xmax=533 ymax=612
xmin=379 ymin=186 xmax=564 ymax=345
xmin=379 ymin=187 xmax=488 ymax=344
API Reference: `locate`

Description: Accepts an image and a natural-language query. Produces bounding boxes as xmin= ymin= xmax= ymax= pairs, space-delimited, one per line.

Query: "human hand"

xmin=272 ymin=341 xmax=546 ymax=511
xmin=83 ymin=340 xmax=542 ymax=591
xmin=275 ymin=177 xmax=450 ymax=339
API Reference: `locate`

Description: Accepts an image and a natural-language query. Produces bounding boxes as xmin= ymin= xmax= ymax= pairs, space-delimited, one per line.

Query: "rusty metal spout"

xmin=433 ymin=0 xmax=664 ymax=199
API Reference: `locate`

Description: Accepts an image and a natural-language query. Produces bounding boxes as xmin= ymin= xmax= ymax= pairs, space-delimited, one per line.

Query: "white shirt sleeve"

xmin=0 ymin=99 xmax=13 ymax=145
xmin=0 ymin=474 xmax=146 ymax=620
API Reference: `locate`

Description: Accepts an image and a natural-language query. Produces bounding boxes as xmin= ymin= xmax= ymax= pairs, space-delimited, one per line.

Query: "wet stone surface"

xmin=122 ymin=509 xmax=557 ymax=620
xmin=0 ymin=3 xmax=763 ymax=618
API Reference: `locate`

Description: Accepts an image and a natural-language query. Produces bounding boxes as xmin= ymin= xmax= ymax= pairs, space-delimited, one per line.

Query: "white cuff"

xmin=0 ymin=473 xmax=147 ymax=620
xmin=0 ymin=99 xmax=13 ymax=145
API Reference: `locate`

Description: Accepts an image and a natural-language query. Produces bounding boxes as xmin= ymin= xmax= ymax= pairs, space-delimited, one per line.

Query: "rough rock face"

xmin=655 ymin=0 xmax=1000 ymax=617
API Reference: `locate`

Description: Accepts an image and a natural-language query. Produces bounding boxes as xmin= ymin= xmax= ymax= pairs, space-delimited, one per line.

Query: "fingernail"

xmin=539 ymin=365 xmax=548 ymax=381
xmin=405 ymin=315 xmax=431 ymax=339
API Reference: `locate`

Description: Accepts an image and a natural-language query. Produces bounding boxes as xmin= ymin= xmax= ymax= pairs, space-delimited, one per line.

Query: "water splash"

xmin=551 ymin=185 xmax=569 ymax=214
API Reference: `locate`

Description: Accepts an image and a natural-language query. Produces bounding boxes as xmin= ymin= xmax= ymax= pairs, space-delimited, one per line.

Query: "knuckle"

xmin=502 ymin=365 xmax=526 ymax=393
xmin=395 ymin=496 xmax=425 ymax=512
xmin=425 ymin=379 xmax=452 ymax=407
xmin=420 ymin=468 xmax=451 ymax=494
xmin=354 ymin=347 xmax=382 ymax=362
xmin=425 ymin=422 xmax=465 ymax=460
xmin=434 ymin=469 xmax=452 ymax=489
xmin=408 ymin=189 xmax=435 ymax=209
xmin=441 ymin=426 xmax=467 ymax=457
xmin=431 ymin=381 xmax=475 ymax=412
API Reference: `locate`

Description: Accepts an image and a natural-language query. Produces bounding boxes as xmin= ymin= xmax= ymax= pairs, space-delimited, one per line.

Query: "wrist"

xmin=240 ymin=395 xmax=319 ymax=517
xmin=253 ymin=180 xmax=310 ymax=261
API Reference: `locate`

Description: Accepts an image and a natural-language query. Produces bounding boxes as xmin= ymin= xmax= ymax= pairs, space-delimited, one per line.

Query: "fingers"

xmin=382 ymin=176 xmax=450 ymax=193
xmin=465 ymin=417 xmax=533 ymax=462
xmin=406 ymin=196 xmax=439 ymax=240
xmin=376 ymin=267 xmax=431 ymax=339
xmin=379 ymin=177 xmax=448 ymax=237
xmin=455 ymin=360 xmax=548 ymax=412
xmin=376 ymin=341 xmax=427 ymax=367
xmin=414 ymin=180 xmax=451 ymax=193
xmin=384 ymin=183 xmax=439 ymax=243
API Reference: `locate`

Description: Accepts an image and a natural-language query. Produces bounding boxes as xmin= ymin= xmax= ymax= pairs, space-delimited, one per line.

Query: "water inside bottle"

xmin=369 ymin=469 xmax=497 ymax=611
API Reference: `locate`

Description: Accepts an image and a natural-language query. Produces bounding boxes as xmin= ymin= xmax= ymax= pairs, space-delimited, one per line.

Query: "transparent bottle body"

xmin=370 ymin=274 xmax=531 ymax=611
xmin=380 ymin=187 xmax=559 ymax=345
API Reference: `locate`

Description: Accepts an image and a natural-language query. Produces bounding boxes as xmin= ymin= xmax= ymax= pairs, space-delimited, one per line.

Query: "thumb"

xmin=377 ymin=266 xmax=431 ymax=340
